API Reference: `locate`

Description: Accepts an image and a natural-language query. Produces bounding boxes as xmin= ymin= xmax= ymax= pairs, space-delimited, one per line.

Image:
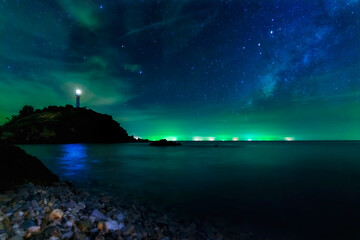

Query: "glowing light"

xmin=165 ymin=137 xmax=177 ymax=141
xmin=285 ymin=137 xmax=295 ymax=141
xmin=248 ymin=139 xmax=252 ymax=141
xmin=193 ymin=136 xmax=203 ymax=141
xmin=75 ymin=89 xmax=82 ymax=96
xmin=208 ymin=137 xmax=215 ymax=141
xmin=232 ymin=137 xmax=239 ymax=141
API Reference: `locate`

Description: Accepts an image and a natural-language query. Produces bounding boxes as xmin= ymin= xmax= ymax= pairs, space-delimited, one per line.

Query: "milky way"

xmin=0 ymin=0 xmax=359 ymax=140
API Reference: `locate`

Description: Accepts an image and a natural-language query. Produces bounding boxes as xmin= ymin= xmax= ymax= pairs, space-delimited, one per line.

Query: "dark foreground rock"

xmin=0 ymin=142 xmax=59 ymax=191
xmin=0 ymin=183 xmax=228 ymax=240
xmin=149 ymin=139 xmax=182 ymax=147
xmin=0 ymin=105 xmax=134 ymax=144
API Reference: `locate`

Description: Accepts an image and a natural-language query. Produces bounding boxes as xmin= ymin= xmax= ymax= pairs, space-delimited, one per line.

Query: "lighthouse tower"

xmin=75 ymin=89 xmax=82 ymax=108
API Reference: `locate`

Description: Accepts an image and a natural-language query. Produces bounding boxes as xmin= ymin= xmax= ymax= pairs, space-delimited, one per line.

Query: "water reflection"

xmin=59 ymin=144 xmax=88 ymax=176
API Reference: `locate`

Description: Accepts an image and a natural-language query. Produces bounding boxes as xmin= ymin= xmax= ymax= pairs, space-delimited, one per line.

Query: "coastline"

xmin=0 ymin=182 xmax=228 ymax=240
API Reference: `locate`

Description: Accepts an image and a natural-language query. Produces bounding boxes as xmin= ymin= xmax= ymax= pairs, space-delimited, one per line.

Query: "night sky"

xmin=1 ymin=0 xmax=360 ymax=140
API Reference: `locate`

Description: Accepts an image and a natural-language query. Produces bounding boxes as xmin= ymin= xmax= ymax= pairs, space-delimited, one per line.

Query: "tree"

xmin=19 ymin=105 xmax=34 ymax=117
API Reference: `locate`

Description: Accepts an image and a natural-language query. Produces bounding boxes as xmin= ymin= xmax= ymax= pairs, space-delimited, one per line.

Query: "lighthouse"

xmin=75 ymin=89 xmax=82 ymax=108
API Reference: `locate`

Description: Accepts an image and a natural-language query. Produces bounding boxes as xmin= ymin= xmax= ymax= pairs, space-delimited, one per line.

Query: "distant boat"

xmin=149 ymin=139 xmax=182 ymax=146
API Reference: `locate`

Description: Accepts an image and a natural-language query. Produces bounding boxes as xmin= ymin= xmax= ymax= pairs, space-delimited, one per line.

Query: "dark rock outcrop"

xmin=0 ymin=141 xmax=59 ymax=191
xmin=149 ymin=139 xmax=182 ymax=146
xmin=0 ymin=105 xmax=134 ymax=144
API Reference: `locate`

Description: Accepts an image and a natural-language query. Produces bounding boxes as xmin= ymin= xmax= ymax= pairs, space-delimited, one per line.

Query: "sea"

xmin=19 ymin=141 xmax=360 ymax=240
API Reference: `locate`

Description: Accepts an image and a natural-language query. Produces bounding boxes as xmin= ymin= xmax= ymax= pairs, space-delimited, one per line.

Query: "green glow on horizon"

xmin=144 ymin=134 xmax=297 ymax=141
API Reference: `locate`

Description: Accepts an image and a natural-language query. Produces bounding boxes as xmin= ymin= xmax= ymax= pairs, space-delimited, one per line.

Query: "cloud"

xmin=56 ymin=0 xmax=100 ymax=30
xmin=123 ymin=64 xmax=141 ymax=73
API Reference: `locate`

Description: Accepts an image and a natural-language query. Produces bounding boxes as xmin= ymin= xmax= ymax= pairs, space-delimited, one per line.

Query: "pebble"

xmin=0 ymin=233 xmax=8 ymax=240
xmin=0 ymin=183 xmax=226 ymax=240
xmin=65 ymin=220 xmax=73 ymax=227
xmin=8 ymin=235 xmax=22 ymax=240
xmin=90 ymin=209 xmax=107 ymax=220
xmin=105 ymin=220 xmax=120 ymax=231
xmin=62 ymin=231 xmax=73 ymax=239
xmin=27 ymin=225 xmax=41 ymax=233
xmin=50 ymin=209 xmax=64 ymax=220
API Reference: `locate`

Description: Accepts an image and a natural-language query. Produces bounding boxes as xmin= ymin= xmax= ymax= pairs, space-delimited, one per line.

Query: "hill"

xmin=0 ymin=105 xmax=135 ymax=144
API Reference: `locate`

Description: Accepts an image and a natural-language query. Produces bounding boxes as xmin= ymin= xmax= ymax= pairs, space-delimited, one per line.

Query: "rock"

xmin=76 ymin=221 xmax=91 ymax=233
xmin=8 ymin=235 xmax=22 ymax=240
xmin=95 ymin=234 xmax=105 ymax=240
xmin=0 ymin=233 xmax=8 ymax=240
xmin=0 ymin=142 xmax=59 ymax=191
xmin=51 ymin=227 xmax=62 ymax=238
xmin=2 ymin=218 xmax=11 ymax=231
xmin=76 ymin=202 xmax=86 ymax=211
xmin=118 ymin=222 xmax=125 ymax=230
xmin=27 ymin=225 xmax=41 ymax=233
xmin=97 ymin=222 xmax=107 ymax=232
xmin=89 ymin=228 xmax=99 ymax=233
xmin=116 ymin=213 xmax=124 ymax=221
xmin=62 ymin=231 xmax=73 ymax=239
xmin=123 ymin=225 xmax=134 ymax=236
xmin=50 ymin=209 xmax=64 ymax=220
xmin=65 ymin=220 xmax=73 ymax=227
xmin=91 ymin=209 xmax=107 ymax=221
xmin=105 ymin=220 xmax=120 ymax=231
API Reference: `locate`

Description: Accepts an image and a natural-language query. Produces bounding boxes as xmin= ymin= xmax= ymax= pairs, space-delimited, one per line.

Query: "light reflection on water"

xmin=59 ymin=144 xmax=88 ymax=176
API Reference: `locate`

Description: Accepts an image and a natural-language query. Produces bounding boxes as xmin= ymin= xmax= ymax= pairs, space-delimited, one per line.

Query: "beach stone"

xmin=2 ymin=218 xmax=11 ymax=231
xmin=116 ymin=213 xmax=124 ymax=221
xmin=65 ymin=220 xmax=73 ymax=227
xmin=0 ymin=233 xmax=8 ymax=240
xmin=8 ymin=235 xmax=22 ymax=240
xmin=95 ymin=234 xmax=105 ymax=240
xmin=51 ymin=227 xmax=62 ymax=238
xmin=89 ymin=228 xmax=99 ymax=233
xmin=62 ymin=231 xmax=73 ymax=239
xmin=97 ymin=222 xmax=107 ymax=232
xmin=27 ymin=225 xmax=41 ymax=233
xmin=105 ymin=220 xmax=120 ymax=231
xmin=118 ymin=222 xmax=125 ymax=230
xmin=91 ymin=209 xmax=107 ymax=220
xmin=76 ymin=221 xmax=91 ymax=233
xmin=122 ymin=225 xmax=134 ymax=236
xmin=50 ymin=209 xmax=64 ymax=220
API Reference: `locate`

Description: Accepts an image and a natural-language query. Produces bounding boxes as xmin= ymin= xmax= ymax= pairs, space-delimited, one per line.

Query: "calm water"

xmin=20 ymin=141 xmax=360 ymax=239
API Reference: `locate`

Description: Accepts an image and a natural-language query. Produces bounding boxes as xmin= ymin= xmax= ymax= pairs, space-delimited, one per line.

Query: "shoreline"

xmin=0 ymin=182 xmax=230 ymax=240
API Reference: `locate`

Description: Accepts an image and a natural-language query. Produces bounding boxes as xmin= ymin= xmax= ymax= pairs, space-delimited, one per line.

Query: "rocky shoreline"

xmin=0 ymin=182 xmax=229 ymax=240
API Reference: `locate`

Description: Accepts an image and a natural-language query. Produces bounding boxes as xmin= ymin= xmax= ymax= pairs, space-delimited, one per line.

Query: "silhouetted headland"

xmin=0 ymin=105 xmax=141 ymax=144
xmin=0 ymin=141 xmax=59 ymax=191
xmin=149 ymin=139 xmax=182 ymax=146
